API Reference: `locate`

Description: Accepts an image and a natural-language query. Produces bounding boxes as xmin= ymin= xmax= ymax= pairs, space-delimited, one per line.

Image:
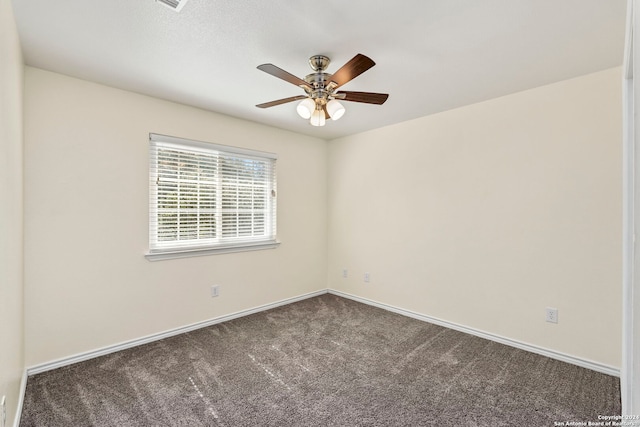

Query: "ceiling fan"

xmin=256 ymin=53 xmax=389 ymax=127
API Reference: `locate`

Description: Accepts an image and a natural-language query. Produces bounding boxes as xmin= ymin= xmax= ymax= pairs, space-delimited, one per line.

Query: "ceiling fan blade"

xmin=256 ymin=95 xmax=307 ymax=108
xmin=335 ymin=91 xmax=389 ymax=105
xmin=328 ymin=54 xmax=376 ymax=89
xmin=257 ymin=64 xmax=312 ymax=90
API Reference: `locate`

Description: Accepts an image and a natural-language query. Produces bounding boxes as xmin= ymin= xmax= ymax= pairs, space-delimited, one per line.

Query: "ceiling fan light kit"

xmin=326 ymin=99 xmax=345 ymax=120
xmin=296 ymin=98 xmax=315 ymax=119
xmin=256 ymin=53 xmax=389 ymax=127
xmin=310 ymin=108 xmax=326 ymax=127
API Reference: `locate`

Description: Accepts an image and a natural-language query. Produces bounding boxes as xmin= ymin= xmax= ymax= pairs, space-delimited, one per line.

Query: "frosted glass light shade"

xmin=326 ymin=99 xmax=345 ymax=120
xmin=310 ymin=109 xmax=326 ymax=127
xmin=296 ymin=98 xmax=315 ymax=119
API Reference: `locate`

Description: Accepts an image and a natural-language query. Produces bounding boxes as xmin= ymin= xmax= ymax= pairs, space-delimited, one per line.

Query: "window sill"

xmin=145 ymin=240 xmax=280 ymax=261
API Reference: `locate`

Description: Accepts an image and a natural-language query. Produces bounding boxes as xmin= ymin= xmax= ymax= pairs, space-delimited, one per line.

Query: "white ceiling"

xmin=11 ymin=0 xmax=627 ymax=140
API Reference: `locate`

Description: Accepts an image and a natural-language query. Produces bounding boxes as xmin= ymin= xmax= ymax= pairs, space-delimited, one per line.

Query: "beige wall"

xmin=0 ymin=0 xmax=24 ymax=424
xmin=22 ymin=64 xmax=622 ymax=371
xmin=23 ymin=67 xmax=328 ymax=366
xmin=328 ymin=67 xmax=622 ymax=368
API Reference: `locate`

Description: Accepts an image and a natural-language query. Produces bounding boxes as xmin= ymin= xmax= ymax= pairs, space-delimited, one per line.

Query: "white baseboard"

xmin=26 ymin=289 xmax=328 ymax=376
xmin=24 ymin=286 xmax=619 ymax=380
xmin=12 ymin=369 xmax=27 ymax=427
xmin=328 ymin=289 xmax=620 ymax=378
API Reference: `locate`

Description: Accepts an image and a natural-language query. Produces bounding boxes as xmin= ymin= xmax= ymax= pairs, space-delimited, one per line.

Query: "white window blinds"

xmin=147 ymin=134 xmax=278 ymax=259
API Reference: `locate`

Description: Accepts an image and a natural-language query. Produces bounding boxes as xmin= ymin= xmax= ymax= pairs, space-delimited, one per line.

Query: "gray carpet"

xmin=20 ymin=294 xmax=620 ymax=426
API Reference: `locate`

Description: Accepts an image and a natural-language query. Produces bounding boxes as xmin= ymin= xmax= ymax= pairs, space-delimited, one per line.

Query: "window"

xmin=146 ymin=134 xmax=278 ymax=261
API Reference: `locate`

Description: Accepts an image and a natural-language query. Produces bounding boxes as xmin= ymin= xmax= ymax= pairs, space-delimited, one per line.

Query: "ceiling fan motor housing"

xmin=308 ymin=55 xmax=331 ymax=72
xmin=304 ymin=72 xmax=333 ymax=104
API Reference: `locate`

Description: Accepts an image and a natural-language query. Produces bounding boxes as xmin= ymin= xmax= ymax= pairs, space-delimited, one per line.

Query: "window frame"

xmin=145 ymin=133 xmax=279 ymax=261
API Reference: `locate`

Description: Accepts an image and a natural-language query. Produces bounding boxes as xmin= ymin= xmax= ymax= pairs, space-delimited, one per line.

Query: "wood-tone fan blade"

xmin=335 ymin=91 xmax=389 ymax=105
xmin=256 ymin=95 xmax=307 ymax=108
xmin=257 ymin=64 xmax=312 ymax=89
xmin=328 ymin=54 xmax=376 ymax=89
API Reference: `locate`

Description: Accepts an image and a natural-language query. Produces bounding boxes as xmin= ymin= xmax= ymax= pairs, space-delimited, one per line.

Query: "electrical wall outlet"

xmin=210 ymin=285 xmax=220 ymax=298
xmin=364 ymin=272 xmax=370 ymax=283
xmin=545 ymin=307 xmax=558 ymax=324
xmin=342 ymin=269 xmax=348 ymax=278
